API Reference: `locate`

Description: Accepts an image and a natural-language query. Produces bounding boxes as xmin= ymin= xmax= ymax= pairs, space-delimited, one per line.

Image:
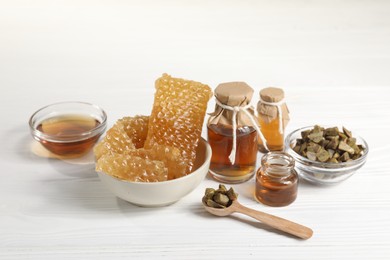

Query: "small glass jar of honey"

xmin=257 ymin=87 xmax=290 ymax=152
xmin=255 ymin=152 xmax=298 ymax=207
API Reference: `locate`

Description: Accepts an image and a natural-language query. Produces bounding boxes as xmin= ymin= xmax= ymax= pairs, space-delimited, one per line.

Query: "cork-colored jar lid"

xmin=260 ymin=87 xmax=284 ymax=103
xmin=215 ymin=82 xmax=254 ymax=106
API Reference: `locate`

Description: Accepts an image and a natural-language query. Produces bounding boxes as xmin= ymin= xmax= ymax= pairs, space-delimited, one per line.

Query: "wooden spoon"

xmin=204 ymin=200 xmax=313 ymax=240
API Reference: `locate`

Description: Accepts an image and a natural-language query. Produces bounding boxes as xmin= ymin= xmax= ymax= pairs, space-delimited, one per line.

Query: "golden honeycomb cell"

xmin=94 ymin=121 xmax=135 ymax=160
xmin=127 ymin=144 xmax=186 ymax=180
xmin=96 ymin=153 xmax=168 ymax=182
xmin=94 ymin=115 xmax=185 ymax=181
xmin=118 ymin=116 xmax=149 ymax=149
xmin=144 ymin=73 xmax=212 ymax=174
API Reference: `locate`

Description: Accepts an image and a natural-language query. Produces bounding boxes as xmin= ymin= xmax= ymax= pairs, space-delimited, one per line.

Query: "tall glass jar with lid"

xmin=208 ymin=82 xmax=266 ymax=183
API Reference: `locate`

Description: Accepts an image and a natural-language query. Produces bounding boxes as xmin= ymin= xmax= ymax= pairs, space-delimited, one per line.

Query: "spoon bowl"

xmin=203 ymin=200 xmax=313 ymax=240
xmin=203 ymin=202 xmax=235 ymax=216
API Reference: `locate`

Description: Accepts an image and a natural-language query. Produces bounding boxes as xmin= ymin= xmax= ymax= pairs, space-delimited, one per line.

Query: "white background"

xmin=1 ymin=0 xmax=390 ymax=259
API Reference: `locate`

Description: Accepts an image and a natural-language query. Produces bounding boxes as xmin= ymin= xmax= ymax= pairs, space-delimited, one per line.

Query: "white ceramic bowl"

xmin=285 ymin=126 xmax=369 ymax=185
xmin=97 ymin=139 xmax=212 ymax=207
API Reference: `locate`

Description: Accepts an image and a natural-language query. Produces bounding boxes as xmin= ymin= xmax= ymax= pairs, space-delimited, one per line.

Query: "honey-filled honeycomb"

xmin=127 ymin=144 xmax=186 ymax=180
xmin=144 ymin=73 xmax=212 ymax=174
xmin=94 ymin=74 xmax=212 ymax=182
xmin=94 ymin=115 xmax=186 ymax=181
xmin=96 ymin=153 xmax=168 ymax=182
xmin=119 ymin=116 xmax=149 ymax=149
xmin=94 ymin=121 xmax=135 ymax=160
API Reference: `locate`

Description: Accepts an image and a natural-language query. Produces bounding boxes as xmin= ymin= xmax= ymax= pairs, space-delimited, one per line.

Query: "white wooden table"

xmin=1 ymin=1 xmax=389 ymax=259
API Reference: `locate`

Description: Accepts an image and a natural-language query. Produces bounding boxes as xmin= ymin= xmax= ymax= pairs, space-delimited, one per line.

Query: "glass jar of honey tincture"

xmin=207 ymin=82 xmax=262 ymax=183
xmin=257 ymin=87 xmax=290 ymax=152
xmin=255 ymin=152 xmax=298 ymax=207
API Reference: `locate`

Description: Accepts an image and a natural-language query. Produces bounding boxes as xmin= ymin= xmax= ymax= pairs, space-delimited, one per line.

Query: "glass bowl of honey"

xmin=29 ymin=101 xmax=107 ymax=158
xmin=285 ymin=125 xmax=369 ymax=185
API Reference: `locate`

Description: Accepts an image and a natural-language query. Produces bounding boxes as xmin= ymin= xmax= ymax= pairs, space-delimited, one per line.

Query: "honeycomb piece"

xmin=144 ymin=73 xmax=212 ymax=174
xmin=94 ymin=121 xmax=135 ymax=160
xmin=96 ymin=153 xmax=168 ymax=182
xmin=127 ymin=144 xmax=186 ymax=180
xmin=118 ymin=116 xmax=149 ymax=149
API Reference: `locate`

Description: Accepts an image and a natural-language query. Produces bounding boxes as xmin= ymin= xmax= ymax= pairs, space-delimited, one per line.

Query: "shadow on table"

xmin=12 ymin=130 xmax=39 ymax=161
xmin=37 ymin=173 xmax=166 ymax=217
xmin=190 ymin=202 xmax=299 ymax=240
xmin=11 ymin=132 xmax=166 ymax=217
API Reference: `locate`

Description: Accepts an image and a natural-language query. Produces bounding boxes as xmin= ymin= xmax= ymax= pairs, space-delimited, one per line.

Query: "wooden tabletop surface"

xmin=1 ymin=1 xmax=389 ymax=259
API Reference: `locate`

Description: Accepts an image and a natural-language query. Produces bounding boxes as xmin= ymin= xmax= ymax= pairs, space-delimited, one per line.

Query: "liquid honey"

xmin=37 ymin=114 xmax=101 ymax=157
xmin=257 ymin=87 xmax=289 ymax=152
xmin=258 ymin=116 xmax=284 ymax=151
xmin=207 ymin=124 xmax=258 ymax=183
xmin=255 ymin=152 xmax=298 ymax=207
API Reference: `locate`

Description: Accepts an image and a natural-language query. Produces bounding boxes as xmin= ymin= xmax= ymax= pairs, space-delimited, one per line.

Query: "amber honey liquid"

xmin=258 ymin=117 xmax=284 ymax=151
xmin=207 ymin=124 xmax=258 ymax=183
xmin=37 ymin=114 xmax=101 ymax=157
xmin=255 ymin=169 xmax=297 ymax=207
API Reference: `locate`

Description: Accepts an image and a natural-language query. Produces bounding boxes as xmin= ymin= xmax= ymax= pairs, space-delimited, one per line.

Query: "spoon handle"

xmin=234 ymin=202 xmax=313 ymax=239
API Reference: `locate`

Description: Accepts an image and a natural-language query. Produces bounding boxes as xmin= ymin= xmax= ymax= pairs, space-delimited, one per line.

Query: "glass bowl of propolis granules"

xmin=285 ymin=125 xmax=369 ymax=185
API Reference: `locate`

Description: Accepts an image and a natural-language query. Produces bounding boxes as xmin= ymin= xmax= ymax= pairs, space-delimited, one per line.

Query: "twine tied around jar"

xmin=215 ymin=99 xmax=269 ymax=164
